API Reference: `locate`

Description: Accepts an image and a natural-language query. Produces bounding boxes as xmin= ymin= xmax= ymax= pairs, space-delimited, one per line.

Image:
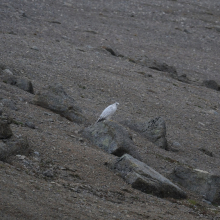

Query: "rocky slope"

xmin=0 ymin=0 xmax=220 ymax=219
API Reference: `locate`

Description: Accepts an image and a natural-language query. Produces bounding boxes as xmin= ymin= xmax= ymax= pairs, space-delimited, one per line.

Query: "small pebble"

xmin=30 ymin=46 xmax=39 ymax=51
xmin=16 ymin=155 xmax=26 ymax=160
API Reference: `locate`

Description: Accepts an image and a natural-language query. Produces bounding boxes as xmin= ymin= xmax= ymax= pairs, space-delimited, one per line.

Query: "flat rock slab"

xmin=33 ymin=84 xmax=86 ymax=124
xmin=81 ymin=121 xmax=141 ymax=160
xmin=121 ymin=117 xmax=168 ymax=149
xmin=169 ymin=166 xmax=220 ymax=205
xmin=0 ymin=136 xmax=30 ymax=161
xmin=111 ymin=154 xmax=187 ymax=199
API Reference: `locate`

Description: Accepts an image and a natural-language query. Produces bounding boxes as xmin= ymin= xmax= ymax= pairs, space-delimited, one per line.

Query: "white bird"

xmin=96 ymin=102 xmax=119 ymax=123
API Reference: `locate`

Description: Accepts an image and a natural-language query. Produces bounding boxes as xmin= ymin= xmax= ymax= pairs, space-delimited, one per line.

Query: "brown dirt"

xmin=0 ymin=0 xmax=220 ymax=219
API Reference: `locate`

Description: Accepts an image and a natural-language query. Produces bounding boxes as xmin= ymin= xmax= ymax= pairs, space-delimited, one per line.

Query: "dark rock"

xmin=49 ymin=20 xmax=61 ymax=24
xmin=22 ymin=12 xmax=28 ymax=18
xmin=33 ymin=84 xmax=86 ymax=124
xmin=16 ymin=78 xmax=34 ymax=94
xmin=111 ymin=154 xmax=187 ymax=199
xmin=177 ymin=74 xmax=190 ymax=84
xmin=0 ymin=136 xmax=30 ymax=161
xmin=43 ymin=169 xmax=54 ymax=177
xmin=0 ymin=64 xmax=7 ymax=71
xmin=1 ymin=99 xmax=18 ymax=111
xmin=169 ymin=141 xmax=182 ymax=152
xmin=0 ymin=114 xmax=13 ymax=139
xmin=138 ymin=57 xmax=177 ymax=77
xmin=202 ymin=80 xmax=220 ymax=91
xmin=25 ymin=121 xmax=36 ymax=129
xmin=1 ymin=70 xmax=34 ymax=94
xmin=213 ymin=25 xmax=220 ymax=32
xmin=2 ymin=74 xmax=17 ymax=85
xmin=8 ymin=31 xmax=17 ymax=35
xmin=102 ymin=46 xmax=122 ymax=57
xmin=199 ymin=147 xmax=213 ymax=157
xmin=81 ymin=121 xmax=141 ymax=160
xmin=169 ymin=166 xmax=220 ymax=205
xmin=121 ymin=117 xmax=168 ymax=150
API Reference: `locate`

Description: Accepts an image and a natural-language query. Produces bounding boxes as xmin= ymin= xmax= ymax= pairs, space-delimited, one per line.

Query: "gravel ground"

xmin=0 ymin=0 xmax=220 ymax=219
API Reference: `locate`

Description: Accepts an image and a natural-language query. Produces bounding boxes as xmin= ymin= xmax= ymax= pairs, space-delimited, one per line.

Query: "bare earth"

xmin=0 ymin=0 xmax=220 ymax=219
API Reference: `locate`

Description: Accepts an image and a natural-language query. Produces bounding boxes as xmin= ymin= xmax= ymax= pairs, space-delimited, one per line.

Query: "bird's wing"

xmin=100 ymin=105 xmax=114 ymax=118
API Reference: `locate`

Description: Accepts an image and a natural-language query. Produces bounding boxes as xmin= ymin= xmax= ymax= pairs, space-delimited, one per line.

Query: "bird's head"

xmin=115 ymin=102 xmax=119 ymax=106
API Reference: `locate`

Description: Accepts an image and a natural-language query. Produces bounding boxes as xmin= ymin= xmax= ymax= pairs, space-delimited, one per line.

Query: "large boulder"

xmin=121 ymin=117 xmax=168 ymax=149
xmin=33 ymin=84 xmax=86 ymax=124
xmin=0 ymin=136 xmax=30 ymax=161
xmin=0 ymin=113 xmax=12 ymax=139
xmin=81 ymin=121 xmax=141 ymax=160
xmin=169 ymin=166 xmax=220 ymax=205
xmin=111 ymin=154 xmax=187 ymax=199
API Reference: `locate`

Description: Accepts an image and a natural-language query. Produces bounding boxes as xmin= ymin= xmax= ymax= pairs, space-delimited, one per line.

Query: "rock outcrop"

xmin=0 ymin=112 xmax=30 ymax=161
xmin=138 ymin=57 xmax=177 ymax=77
xmin=110 ymin=154 xmax=187 ymax=199
xmin=202 ymin=80 xmax=220 ymax=91
xmin=81 ymin=121 xmax=141 ymax=160
xmin=121 ymin=117 xmax=168 ymax=150
xmin=169 ymin=166 xmax=220 ymax=205
xmin=0 ymin=68 xmax=34 ymax=94
xmin=33 ymin=84 xmax=86 ymax=124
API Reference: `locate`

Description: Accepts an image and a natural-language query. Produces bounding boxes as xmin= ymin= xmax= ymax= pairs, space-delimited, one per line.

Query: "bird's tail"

xmin=96 ymin=117 xmax=105 ymax=123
